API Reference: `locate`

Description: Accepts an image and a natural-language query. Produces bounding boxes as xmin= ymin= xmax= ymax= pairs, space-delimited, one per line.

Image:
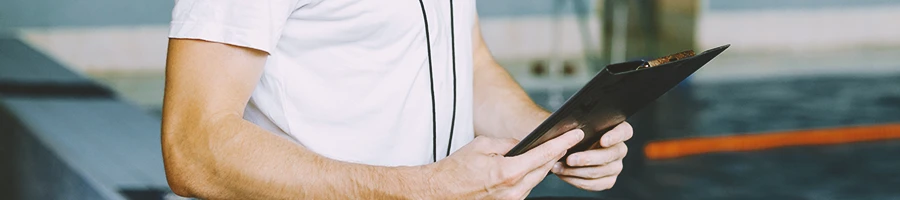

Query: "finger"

xmin=509 ymin=155 xmax=559 ymax=197
xmin=510 ymin=129 xmax=584 ymax=171
xmin=566 ymin=143 xmax=627 ymax=167
xmin=558 ymin=174 xmax=619 ymax=191
xmin=552 ymin=160 xmax=623 ymax=179
xmin=600 ymin=122 xmax=633 ymax=147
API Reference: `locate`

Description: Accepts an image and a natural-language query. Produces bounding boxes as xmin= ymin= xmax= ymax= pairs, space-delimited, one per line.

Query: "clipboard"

xmin=504 ymin=44 xmax=730 ymax=158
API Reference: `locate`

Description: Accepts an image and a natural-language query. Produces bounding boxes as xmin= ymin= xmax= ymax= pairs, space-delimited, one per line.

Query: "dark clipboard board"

xmin=504 ymin=44 xmax=730 ymax=158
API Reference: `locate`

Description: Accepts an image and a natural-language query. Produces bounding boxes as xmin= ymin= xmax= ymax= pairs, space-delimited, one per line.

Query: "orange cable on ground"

xmin=645 ymin=123 xmax=900 ymax=160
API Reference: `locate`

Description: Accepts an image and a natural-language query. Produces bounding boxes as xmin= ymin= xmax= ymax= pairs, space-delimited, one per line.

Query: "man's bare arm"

xmin=161 ymin=39 xmax=434 ymax=199
xmin=471 ymin=16 xmax=550 ymax=140
xmin=471 ymin=16 xmax=633 ymax=191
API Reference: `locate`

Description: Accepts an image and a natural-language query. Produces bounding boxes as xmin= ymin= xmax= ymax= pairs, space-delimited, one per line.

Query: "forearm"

xmin=469 ymin=15 xmax=550 ymax=140
xmin=163 ymin=39 xmax=440 ymax=199
xmin=472 ymin=59 xmax=551 ymax=140
xmin=162 ymin=113 xmax=436 ymax=199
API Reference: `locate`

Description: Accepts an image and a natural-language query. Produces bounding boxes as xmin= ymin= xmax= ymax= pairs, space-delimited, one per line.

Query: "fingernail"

xmin=568 ymin=154 xmax=579 ymax=166
xmin=573 ymin=129 xmax=585 ymax=140
xmin=552 ymin=162 xmax=563 ymax=172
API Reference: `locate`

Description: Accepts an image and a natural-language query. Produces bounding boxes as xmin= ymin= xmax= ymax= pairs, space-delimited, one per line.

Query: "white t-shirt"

xmin=169 ymin=0 xmax=476 ymax=166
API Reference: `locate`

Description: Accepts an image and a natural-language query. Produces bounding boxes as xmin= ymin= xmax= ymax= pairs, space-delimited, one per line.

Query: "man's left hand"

xmin=550 ymin=122 xmax=633 ymax=191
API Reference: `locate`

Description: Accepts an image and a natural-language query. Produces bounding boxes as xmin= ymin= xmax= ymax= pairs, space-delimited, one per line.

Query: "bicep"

xmin=163 ymin=38 xmax=268 ymax=119
xmin=161 ymin=39 xmax=304 ymax=198
xmin=471 ymin=14 xmax=496 ymax=72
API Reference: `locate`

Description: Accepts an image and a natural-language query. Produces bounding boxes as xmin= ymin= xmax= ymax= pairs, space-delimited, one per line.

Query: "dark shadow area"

xmin=0 ymin=105 xmax=21 ymax=200
xmin=0 ymin=81 xmax=114 ymax=98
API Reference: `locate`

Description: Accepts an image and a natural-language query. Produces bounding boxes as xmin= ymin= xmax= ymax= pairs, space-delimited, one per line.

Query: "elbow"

xmin=166 ymin=173 xmax=196 ymax=197
xmin=162 ymin=135 xmax=220 ymax=198
xmin=161 ymin=130 xmax=204 ymax=197
xmin=161 ymin=110 xmax=241 ymax=198
xmin=161 ymin=123 xmax=217 ymax=198
xmin=162 ymin=149 xmax=198 ymax=197
xmin=164 ymin=165 xmax=220 ymax=198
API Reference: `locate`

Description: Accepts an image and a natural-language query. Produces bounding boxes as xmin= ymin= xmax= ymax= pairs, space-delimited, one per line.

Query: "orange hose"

xmin=645 ymin=123 xmax=900 ymax=160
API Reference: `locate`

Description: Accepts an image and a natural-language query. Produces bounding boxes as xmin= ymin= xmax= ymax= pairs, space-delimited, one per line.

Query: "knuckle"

xmin=611 ymin=161 xmax=624 ymax=173
xmin=581 ymin=156 xmax=592 ymax=165
xmin=554 ymin=166 xmax=568 ymax=176
xmin=618 ymin=144 xmax=629 ymax=156
xmin=606 ymin=176 xmax=619 ymax=189
xmin=586 ymin=168 xmax=603 ymax=179
xmin=603 ymin=152 xmax=618 ymax=164
xmin=595 ymin=177 xmax=618 ymax=191
xmin=572 ymin=154 xmax=587 ymax=166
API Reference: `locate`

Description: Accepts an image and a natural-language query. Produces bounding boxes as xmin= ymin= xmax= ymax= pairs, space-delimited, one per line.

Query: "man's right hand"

xmin=426 ymin=129 xmax=585 ymax=199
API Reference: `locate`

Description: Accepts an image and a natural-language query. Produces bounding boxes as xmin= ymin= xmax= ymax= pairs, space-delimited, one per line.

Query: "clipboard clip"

xmin=635 ymin=50 xmax=696 ymax=70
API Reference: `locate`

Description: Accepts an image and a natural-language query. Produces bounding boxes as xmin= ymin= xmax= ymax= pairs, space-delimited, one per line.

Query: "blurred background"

xmin=1 ymin=0 xmax=899 ymax=199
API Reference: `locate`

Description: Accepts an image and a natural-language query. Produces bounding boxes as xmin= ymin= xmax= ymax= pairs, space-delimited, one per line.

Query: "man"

xmin=161 ymin=0 xmax=632 ymax=199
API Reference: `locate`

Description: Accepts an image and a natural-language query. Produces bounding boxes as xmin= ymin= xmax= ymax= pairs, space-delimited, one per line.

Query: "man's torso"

xmin=235 ymin=0 xmax=478 ymax=166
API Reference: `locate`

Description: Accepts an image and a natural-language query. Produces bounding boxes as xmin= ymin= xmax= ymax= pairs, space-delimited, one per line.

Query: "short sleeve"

xmin=169 ymin=0 xmax=306 ymax=54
